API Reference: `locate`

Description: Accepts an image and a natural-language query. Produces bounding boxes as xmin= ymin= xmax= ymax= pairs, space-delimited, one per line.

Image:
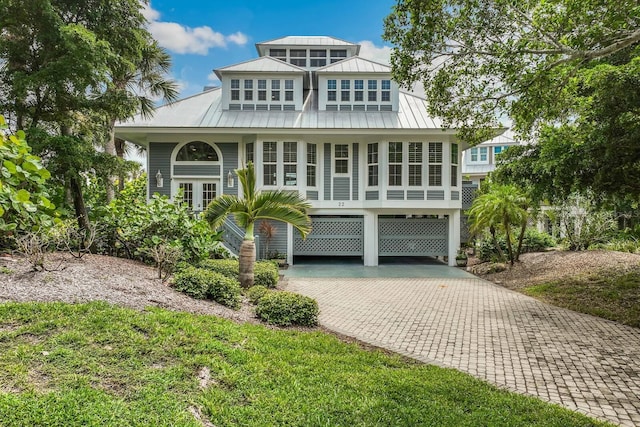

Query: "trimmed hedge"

xmin=199 ymin=259 xmax=279 ymax=288
xmin=172 ymin=265 xmax=241 ymax=309
xmin=246 ymin=285 xmax=270 ymax=304
xmin=255 ymin=291 xmax=319 ymax=327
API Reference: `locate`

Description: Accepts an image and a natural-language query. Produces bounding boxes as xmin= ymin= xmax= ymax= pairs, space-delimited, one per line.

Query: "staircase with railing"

xmin=220 ymin=216 xmax=261 ymax=258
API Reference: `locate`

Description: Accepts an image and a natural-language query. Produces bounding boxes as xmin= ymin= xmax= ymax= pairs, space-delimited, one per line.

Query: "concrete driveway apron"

xmin=284 ymin=262 xmax=640 ymax=426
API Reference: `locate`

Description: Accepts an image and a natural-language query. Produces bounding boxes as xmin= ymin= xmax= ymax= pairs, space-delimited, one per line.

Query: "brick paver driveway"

xmin=286 ymin=276 xmax=640 ymax=426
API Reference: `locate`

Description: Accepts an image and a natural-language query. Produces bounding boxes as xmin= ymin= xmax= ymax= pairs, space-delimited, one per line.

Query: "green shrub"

xmin=172 ymin=266 xmax=210 ymax=299
xmin=246 ymin=285 xmax=270 ymax=304
xmin=255 ymin=291 xmax=319 ymax=327
xmin=254 ymin=261 xmax=279 ymax=288
xmin=172 ymin=266 xmax=241 ymax=309
xmin=199 ymin=259 xmax=279 ymax=288
xmin=477 ymin=228 xmax=556 ymax=262
xmin=208 ymin=274 xmax=242 ymax=310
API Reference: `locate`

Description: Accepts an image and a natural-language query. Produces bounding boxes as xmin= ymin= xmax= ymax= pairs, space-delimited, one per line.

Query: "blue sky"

xmin=142 ymin=0 xmax=397 ymax=98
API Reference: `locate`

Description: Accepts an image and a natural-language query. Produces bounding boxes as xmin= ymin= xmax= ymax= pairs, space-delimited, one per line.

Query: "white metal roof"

xmin=214 ymin=57 xmax=306 ymax=80
xmin=316 ymin=56 xmax=391 ymax=73
xmin=257 ymin=36 xmax=357 ymax=47
xmin=116 ymin=88 xmax=446 ymax=143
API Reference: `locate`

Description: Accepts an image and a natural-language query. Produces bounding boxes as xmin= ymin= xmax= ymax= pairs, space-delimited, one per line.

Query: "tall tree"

xmin=383 ymin=0 xmax=640 ymax=143
xmin=205 ymin=162 xmax=312 ymax=288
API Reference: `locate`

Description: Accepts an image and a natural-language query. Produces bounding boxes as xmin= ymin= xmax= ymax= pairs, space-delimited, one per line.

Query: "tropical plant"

xmin=205 ymin=162 xmax=311 ymax=288
xmin=468 ymin=184 xmax=529 ymax=265
xmin=0 ymin=115 xmax=57 ymax=247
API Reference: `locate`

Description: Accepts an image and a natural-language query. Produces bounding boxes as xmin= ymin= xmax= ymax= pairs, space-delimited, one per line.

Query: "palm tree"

xmin=468 ymin=184 xmax=529 ymax=265
xmin=205 ymin=162 xmax=312 ymax=288
xmin=104 ymin=42 xmax=179 ymax=201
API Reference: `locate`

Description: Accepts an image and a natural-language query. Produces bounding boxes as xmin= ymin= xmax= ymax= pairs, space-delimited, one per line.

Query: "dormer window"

xmin=368 ymin=80 xmax=377 ymax=102
xmin=381 ymin=80 xmax=391 ymax=102
xmin=270 ymin=48 xmax=286 ymax=61
xmin=290 ymin=49 xmax=306 ymax=66
xmin=327 ymin=80 xmax=337 ymax=101
xmin=330 ymin=49 xmax=347 ymax=63
xmin=341 ymin=80 xmax=350 ymax=102
xmin=231 ymin=79 xmax=240 ymax=101
xmin=310 ymin=49 xmax=326 ymax=67
xmin=271 ymin=80 xmax=280 ymax=101
xmin=285 ymin=80 xmax=294 ymax=101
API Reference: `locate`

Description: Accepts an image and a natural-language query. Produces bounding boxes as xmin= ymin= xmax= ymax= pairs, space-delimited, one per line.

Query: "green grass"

xmin=525 ymin=267 xmax=640 ymax=327
xmin=0 ymin=302 xmax=609 ymax=427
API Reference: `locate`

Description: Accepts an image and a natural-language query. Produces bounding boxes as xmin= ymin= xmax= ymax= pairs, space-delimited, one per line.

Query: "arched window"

xmin=175 ymin=141 xmax=219 ymax=162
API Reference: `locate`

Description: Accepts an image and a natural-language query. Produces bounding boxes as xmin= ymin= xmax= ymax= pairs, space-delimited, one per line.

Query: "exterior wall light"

xmin=227 ymin=170 xmax=235 ymax=188
xmin=155 ymin=170 xmax=163 ymax=188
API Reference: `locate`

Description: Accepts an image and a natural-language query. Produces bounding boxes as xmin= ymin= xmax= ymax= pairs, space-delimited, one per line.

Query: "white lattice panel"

xmin=294 ymin=217 xmax=364 ymax=256
xmin=378 ymin=218 xmax=448 ymax=257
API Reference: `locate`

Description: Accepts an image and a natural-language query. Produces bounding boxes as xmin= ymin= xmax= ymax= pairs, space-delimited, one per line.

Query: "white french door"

xmin=176 ymin=180 xmax=218 ymax=212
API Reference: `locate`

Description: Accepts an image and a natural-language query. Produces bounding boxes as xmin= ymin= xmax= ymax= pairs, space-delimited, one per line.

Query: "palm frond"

xmin=204 ymin=194 xmax=241 ymax=230
xmin=254 ymin=205 xmax=312 ymax=238
xmin=253 ymin=189 xmax=312 ymax=213
xmin=237 ymin=161 xmax=257 ymax=202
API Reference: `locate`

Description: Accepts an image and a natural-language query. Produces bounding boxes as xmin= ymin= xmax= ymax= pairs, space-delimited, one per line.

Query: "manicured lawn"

xmin=525 ymin=267 xmax=640 ymax=327
xmin=0 ymin=302 xmax=608 ymax=426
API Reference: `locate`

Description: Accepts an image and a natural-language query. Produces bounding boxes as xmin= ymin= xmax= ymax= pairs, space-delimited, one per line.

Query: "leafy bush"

xmin=207 ymin=273 xmax=242 ymax=310
xmin=172 ymin=266 xmax=210 ymax=299
xmin=93 ymin=177 xmax=224 ymax=264
xmin=477 ymin=228 xmax=556 ymax=262
xmin=246 ymin=285 xmax=270 ymax=304
xmin=199 ymin=259 xmax=279 ymax=288
xmin=172 ymin=265 xmax=241 ymax=309
xmin=255 ymin=291 xmax=319 ymax=327
xmin=591 ymin=237 xmax=640 ymax=254
xmin=0 ymin=115 xmax=57 ymax=247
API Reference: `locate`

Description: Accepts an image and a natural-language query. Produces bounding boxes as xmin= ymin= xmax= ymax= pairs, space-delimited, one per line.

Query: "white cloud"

xmin=144 ymin=2 xmax=248 ymax=55
xmin=357 ymin=40 xmax=392 ymax=65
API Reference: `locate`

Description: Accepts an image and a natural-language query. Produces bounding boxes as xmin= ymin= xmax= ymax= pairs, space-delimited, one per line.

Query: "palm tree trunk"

xmin=105 ymin=118 xmax=117 ymax=203
xmin=238 ymin=239 xmax=255 ymax=289
xmin=504 ymin=220 xmax=515 ymax=265
xmin=115 ymin=137 xmax=127 ymax=192
xmin=489 ymin=226 xmax=505 ymax=261
xmin=515 ymin=219 xmax=527 ymax=262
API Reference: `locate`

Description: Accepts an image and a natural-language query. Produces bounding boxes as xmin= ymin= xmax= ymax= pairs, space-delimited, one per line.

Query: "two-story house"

xmin=115 ymin=36 xmax=469 ymax=267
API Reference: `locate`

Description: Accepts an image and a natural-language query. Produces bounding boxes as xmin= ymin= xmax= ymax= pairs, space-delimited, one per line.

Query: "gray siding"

xmin=366 ymin=190 xmax=379 ymax=200
xmin=255 ymin=219 xmax=288 ymax=259
xmin=352 ymin=143 xmax=359 ymax=201
xmin=427 ymin=190 xmax=445 ymax=200
xmin=173 ymin=164 xmax=220 ymax=176
xmin=307 ymin=190 xmax=319 ymax=200
xmin=387 ymin=190 xmax=404 ymax=200
xmin=219 ymin=143 xmax=239 ymax=196
xmin=407 ymin=190 xmax=424 ymax=200
xmin=334 ymin=177 xmax=350 ymax=200
xmin=148 ymin=142 xmax=177 ymax=198
xmin=324 ymin=143 xmax=331 ymax=200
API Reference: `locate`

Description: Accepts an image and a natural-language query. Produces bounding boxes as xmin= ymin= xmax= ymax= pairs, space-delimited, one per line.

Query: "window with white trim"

xmin=230 ymin=79 xmax=240 ymax=101
xmin=428 ymin=142 xmax=443 ymax=186
xmin=330 ymin=49 xmax=347 ymax=63
xmin=368 ymin=80 xmax=377 ymax=102
xmin=409 ymin=142 xmax=422 ymax=186
xmin=246 ymin=142 xmax=254 ymax=164
xmin=367 ymin=143 xmax=378 ymax=186
xmin=354 ymin=79 xmax=364 ymax=102
xmin=176 ymin=141 xmax=219 ymax=162
xmin=310 ymin=49 xmax=326 ymax=67
xmin=257 ymin=79 xmax=267 ymax=101
xmin=388 ymin=142 xmax=403 ymax=186
xmin=263 ymin=142 xmax=278 ymax=186
xmin=327 ymin=79 xmax=337 ymax=102
xmin=451 ymin=143 xmax=459 ymax=187
xmin=469 ymin=146 xmax=488 ymax=164
xmin=283 ymin=142 xmax=297 ymax=186
xmin=290 ymin=49 xmax=306 ymax=67
xmin=284 ymin=79 xmax=294 ymax=102
xmin=307 ymin=143 xmax=317 ymax=187
xmin=381 ymin=80 xmax=391 ymax=102
xmin=334 ymin=144 xmax=349 ymax=174
xmin=269 ymin=49 xmax=286 ymax=61
xmin=341 ymin=79 xmax=350 ymax=102
xmin=271 ymin=79 xmax=280 ymax=101
xmin=244 ymin=79 xmax=253 ymax=101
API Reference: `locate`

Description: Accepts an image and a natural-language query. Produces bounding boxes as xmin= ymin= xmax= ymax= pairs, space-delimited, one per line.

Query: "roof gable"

xmin=257 ymin=36 xmax=357 ymax=47
xmin=214 ymin=56 xmax=306 ymax=79
xmin=315 ymin=56 xmax=391 ymax=73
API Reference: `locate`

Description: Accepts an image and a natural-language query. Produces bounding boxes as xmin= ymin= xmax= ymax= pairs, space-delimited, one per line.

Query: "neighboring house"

xmin=461 ymin=129 xmax=519 ymax=187
xmin=115 ymin=36 xmax=474 ymax=267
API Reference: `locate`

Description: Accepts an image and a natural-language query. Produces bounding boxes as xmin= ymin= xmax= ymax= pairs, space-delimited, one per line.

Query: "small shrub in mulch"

xmin=246 ymin=285 xmax=270 ymax=304
xmin=255 ymin=291 xmax=319 ymax=327
xmin=198 ymin=259 xmax=279 ymax=288
xmin=172 ymin=265 xmax=241 ymax=309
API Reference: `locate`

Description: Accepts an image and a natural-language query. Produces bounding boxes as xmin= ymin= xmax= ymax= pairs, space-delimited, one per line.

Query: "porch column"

xmin=448 ymin=209 xmax=461 ymax=266
xmin=287 ymin=223 xmax=294 ymax=266
xmin=363 ymin=211 xmax=378 ymax=266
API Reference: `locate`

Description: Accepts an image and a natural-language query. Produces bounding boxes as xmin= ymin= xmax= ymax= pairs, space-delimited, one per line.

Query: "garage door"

xmin=378 ymin=217 xmax=448 ymax=257
xmin=294 ymin=216 xmax=364 ymax=256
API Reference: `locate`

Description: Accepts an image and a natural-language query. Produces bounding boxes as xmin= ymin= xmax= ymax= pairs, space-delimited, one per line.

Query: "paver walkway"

xmin=285 ymin=275 xmax=640 ymax=426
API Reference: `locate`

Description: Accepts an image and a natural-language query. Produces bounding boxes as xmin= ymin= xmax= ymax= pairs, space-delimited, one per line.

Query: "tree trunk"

xmin=238 ymin=239 xmax=256 ymax=289
xmin=489 ymin=226 xmax=505 ymax=261
xmin=115 ymin=137 xmax=126 ymax=191
xmin=105 ymin=118 xmax=117 ymax=203
xmin=515 ymin=219 xmax=527 ymax=262
xmin=503 ymin=220 xmax=515 ymax=265
xmin=69 ymin=173 xmax=90 ymax=231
